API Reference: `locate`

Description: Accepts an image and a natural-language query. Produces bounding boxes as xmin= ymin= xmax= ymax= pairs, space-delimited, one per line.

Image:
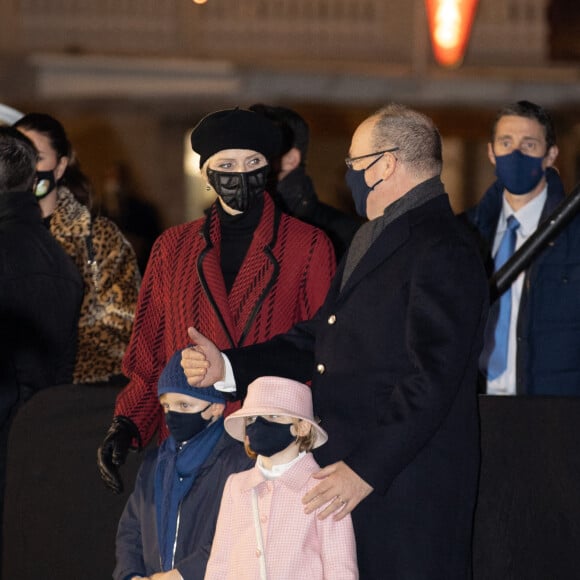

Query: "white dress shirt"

xmin=486 ymin=187 xmax=547 ymax=395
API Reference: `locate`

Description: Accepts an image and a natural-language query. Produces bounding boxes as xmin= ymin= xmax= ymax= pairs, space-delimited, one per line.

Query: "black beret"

xmin=190 ymin=107 xmax=283 ymax=169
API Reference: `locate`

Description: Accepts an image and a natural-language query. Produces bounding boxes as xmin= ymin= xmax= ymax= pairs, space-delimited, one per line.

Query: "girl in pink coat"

xmin=205 ymin=376 xmax=358 ymax=580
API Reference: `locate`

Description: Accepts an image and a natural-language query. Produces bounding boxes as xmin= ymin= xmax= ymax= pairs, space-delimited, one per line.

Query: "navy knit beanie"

xmin=190 ymin=107 xmax=282 ymax=169
xmin=157 ymin=350 xmax=225 ymax=404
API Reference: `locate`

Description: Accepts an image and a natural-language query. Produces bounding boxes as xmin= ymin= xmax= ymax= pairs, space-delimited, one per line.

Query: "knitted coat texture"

xmin=115 ymin=194 xmax=335 ymax=444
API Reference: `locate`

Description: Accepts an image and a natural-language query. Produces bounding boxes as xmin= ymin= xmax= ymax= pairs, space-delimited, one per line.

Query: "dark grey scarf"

xmin=341 ymin=176 xmax=446 ymax=290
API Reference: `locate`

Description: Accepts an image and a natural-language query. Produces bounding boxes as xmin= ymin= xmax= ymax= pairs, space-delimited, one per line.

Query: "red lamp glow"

xmin=426 ymin=0 xmax=479 ymax=68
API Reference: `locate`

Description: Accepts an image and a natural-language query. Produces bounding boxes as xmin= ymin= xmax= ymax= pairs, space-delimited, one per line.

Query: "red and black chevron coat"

xmin=115 ymin=194 xmax=336 ymax=445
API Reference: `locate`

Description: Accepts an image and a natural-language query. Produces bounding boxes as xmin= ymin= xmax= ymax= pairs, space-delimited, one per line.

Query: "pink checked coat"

xmin=205 ymin=453 xmax=358 ymax=580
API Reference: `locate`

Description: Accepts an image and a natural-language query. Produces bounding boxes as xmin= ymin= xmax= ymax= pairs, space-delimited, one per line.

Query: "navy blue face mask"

xmin=165 ymin=404 xmax=211 ymax=442
xmin=494 ymin=150 xmax=545 ymax=196
xmin=245 ymin=416 xmax=296 ymax=457
xmin=345 ymin=154 xmax=384 ymax=217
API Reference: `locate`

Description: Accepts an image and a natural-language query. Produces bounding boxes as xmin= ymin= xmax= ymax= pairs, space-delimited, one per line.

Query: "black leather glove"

xmin=97 ymin=415 xmax=141 ymax=494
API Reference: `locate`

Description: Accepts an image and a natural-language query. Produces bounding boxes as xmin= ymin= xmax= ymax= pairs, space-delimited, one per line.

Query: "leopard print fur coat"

xmin=49 ymin=186 xmax=141 ymax=383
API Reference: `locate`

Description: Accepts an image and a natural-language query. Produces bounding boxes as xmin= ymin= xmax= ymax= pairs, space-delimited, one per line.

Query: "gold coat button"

xmin=316 ymin=363 xmax=326 ymax=374
xmin=327 ymin=314 xmax=336 ymax=325
xmin=256 ymin=548 xmax=262 ymax=557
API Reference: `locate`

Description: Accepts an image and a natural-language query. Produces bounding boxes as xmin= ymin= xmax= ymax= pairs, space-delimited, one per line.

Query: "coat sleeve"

xmin=113 ymin=461 xmax=149 ymax=580
xmin=225 ymin=315 xmax=320 ymax=400
xmin=115 ymin=235 xmax=168 ymax=445
xmin=316 ymin=508 xmax=359 ymax=579
xmin=296 ymin=228 xmax=336 ymax=320
xmin=203 ymin=475 xmax=236 ymax=580
xmin=346 ymin=236 xmax=488 ymax=493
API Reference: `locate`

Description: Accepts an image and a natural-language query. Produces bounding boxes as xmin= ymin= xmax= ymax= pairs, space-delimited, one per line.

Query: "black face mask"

xmin=345 ymin=154 xmax=384 ymax=218
xmin=245 ymin=416 xmax=296 ymax=457
xmin=165 ymin=405 xmax=211 ymax=442
xmin=34 ymin=169 xmax=57 ymax=200
xmin=207 ymin=165 xmax=269 ymax=212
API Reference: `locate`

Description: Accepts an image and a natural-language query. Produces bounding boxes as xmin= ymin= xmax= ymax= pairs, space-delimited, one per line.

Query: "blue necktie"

xmin=483 ymin=215 xmax=520 ymax=380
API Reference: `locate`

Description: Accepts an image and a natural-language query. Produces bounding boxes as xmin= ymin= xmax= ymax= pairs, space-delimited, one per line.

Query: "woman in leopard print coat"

xmin=15 ymin=113 xmax=141 ymax=384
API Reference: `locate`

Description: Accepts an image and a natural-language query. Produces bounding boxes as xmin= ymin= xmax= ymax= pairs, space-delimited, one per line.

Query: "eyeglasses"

xmin=344 ymin=147 xmax=399 ymax=169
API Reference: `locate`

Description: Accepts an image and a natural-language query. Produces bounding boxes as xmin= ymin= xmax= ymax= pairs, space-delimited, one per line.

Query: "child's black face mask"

xmin=165 ymin=404 xmax=211 ymax=442
xmin=245 ymin=416 xmax=295 ymax=457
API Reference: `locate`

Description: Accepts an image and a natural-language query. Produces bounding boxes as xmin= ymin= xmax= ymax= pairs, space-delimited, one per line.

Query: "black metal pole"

xmin=490 ymin=181 xmax=580 ymax=303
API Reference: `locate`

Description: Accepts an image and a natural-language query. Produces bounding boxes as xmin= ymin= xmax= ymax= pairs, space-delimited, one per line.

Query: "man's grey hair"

xmin=371 ymin=104 xmax=442 ymax=179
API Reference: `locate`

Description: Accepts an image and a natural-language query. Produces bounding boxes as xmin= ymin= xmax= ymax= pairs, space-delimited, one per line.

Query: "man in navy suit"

xmin=182 ymin=104 xmax=489 ymax=579
xmin=467 ymin=100 xmax=580 ymax=396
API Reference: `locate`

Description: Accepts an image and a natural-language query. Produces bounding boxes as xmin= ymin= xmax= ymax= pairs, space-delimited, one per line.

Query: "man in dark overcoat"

xmin=182 ymin=104 xmax=489 ymax=579
xmin=0 ymin=127 xmax=82 ymax=557
xmin=0 ymin=127 xmax=83 ymax=423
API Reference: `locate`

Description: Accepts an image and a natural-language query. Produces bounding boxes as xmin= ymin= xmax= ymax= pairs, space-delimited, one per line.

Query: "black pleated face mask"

xmin=207 ymin=165 xmax=269 ymax=212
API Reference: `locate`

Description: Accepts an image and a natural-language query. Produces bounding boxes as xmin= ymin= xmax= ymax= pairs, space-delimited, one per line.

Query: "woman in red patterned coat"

xmin=98 ymin=108 xmax=336 ymax=493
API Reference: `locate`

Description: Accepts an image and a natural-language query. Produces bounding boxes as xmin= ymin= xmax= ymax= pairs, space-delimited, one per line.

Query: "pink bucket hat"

xmin=224 ymin=376 xmax=328 ymax=449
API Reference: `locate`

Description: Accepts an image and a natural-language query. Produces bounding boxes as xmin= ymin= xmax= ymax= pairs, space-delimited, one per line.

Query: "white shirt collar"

xmin=499 ymin=185 xmax=547 ymax=238
xmin=257 ymin=451 xmax=306 ymax=480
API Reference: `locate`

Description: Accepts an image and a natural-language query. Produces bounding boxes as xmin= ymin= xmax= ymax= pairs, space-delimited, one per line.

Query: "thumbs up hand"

xmin=181 ymin=326 xmax=225 ymax=386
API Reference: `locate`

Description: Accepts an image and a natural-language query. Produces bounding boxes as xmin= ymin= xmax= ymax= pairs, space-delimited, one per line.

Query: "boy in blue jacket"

xmin=114 ymin=350 xmax=252 ymax=580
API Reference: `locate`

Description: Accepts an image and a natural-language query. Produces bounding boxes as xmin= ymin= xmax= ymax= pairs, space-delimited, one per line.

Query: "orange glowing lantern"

xmin=425 ymin=0 xmax=479 ymax=68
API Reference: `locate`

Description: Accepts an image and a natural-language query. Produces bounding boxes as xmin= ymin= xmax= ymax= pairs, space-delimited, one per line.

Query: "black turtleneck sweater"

xmin=216 ymin=195 xmax=264 ymax=293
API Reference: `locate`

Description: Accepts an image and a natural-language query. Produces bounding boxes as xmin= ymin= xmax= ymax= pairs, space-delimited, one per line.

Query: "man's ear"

xmin=545 ymin=145 xmax=559 ymax=167
xmin=379 ymin=151 xmax=398 ymax=181
xmin=281 ymin=147 xmax=301 ymax=173
xmin=487 ymin=142 xmax=496 ymax=167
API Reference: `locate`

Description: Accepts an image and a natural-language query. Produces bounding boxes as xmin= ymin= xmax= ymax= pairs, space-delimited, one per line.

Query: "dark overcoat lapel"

xmin=337 ymin=214 xmax=411 ymax=303
xmin=196 ymin=202 xmax=280 ymax=348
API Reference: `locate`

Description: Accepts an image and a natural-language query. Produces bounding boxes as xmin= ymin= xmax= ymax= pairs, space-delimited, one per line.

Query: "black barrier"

xmin=2 ymin=389 xmax=579 ymax=579
xmin=2 ymin=384 xmax=148 ymax=580
xmin=473 ymin=395 xmax=580 ymax=580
